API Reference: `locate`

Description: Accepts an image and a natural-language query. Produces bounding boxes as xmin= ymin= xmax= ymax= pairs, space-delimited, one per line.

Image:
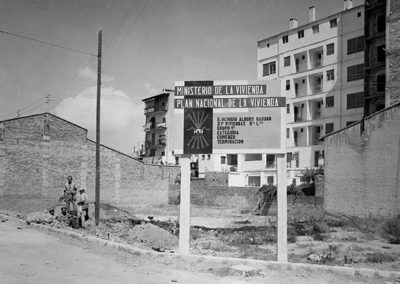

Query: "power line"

xmin=103 ymin=0 xmax=150 ymax=71
xmin=103 ymin=0 xmax=139 ymax=55
xmin=0 ymin=29 xmax=97 ymax=57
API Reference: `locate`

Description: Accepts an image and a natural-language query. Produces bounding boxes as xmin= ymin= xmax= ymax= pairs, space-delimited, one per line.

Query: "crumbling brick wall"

xmin=324 ymin=103 xmax=400 ymax=217
xmin=0 ymin=113 xmax=179 ymax=206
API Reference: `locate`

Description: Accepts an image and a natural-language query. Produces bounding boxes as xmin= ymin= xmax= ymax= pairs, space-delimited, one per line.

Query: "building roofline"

xmin=320 ymin=101 xmax=400 ymax=141
xmin=257 ymin=4 xmax=364 ymax=45
xmin=0 ymin=112 xmax=88 ymax=132
xmin=86 ymin=138 xmax=140 ymax=161
xmin=142 ymin=92 xmax=171 ymax=102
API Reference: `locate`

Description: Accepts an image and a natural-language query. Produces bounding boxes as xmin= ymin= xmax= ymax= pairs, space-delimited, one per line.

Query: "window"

xmin=377 ymin=45 xmax=385 ymax=62
xmin=327 ymin=43 xmax=334 ymax=55
xmin=377 ymin=74 xmax=386 ymax=92
xmin=266 ymin=154 xmax=275 ymax=168
xmin=357 ymin=12 xmax=362 ymax=17
xmin=263 ymin=62 xmax=276 ymax=76
xmin=325 ymin=123 xmax=334 ymax=134
xmin=326 ymin=96 xmax=334 ymax=108
xmin=284 ymin=56 xmax=290 ymax=67
xmin=314 ymin=151 xmax=321 ymax=167
xmin=221 ymin=156 xmax=226 ymax=164
xmin=267 ymin=176 xmax=274 ymax=184
xmin=330 ymin=18 xmax=337 ymax=28
xmin=377 ymin=14 xmax=386 ymax=33
xmin=162 ymin=117 xmax=166 ymax=123
xmin=347 ymin=36 xmax=364 ymax=54
xmin=245 ymin=154 xmax=262 ymax=161
xmin=327 ymin=69 xmax=335 ymax=81
xmin=248 ymin=176 xmax=261 ymax=187
xmin=347 ymin=92 xmax=364 ymax=109
xmin=347 ymin=64 xmax=364 ymax=82
xmin=201 ymin=155 xmax=205 ymax=160
xmin=282 ymin=35 xmax=288 ymax=43
xmin=293 ymin=152 xmax=299 ymax=168
xmin=286 ymin=80 xmax=290 ymax=91
xmin=149 ymin=117 xmax=155 ymax=128
xmin=312 ymin=24 xmax=319 ymax=33
xmin=346 ymin=121 xmax=357 ymax=127
xmin=207 ymin=154 xmax=211 ymax=160
xmin=286 ymin=152 xmax=292 ymax=168
xmin=286 ymin=103 xmax=290 ymax=113
xmin=286 ymin=128 xmax=290 ymax=139
xmin=298 ymin=30 xmax=304 ymax=38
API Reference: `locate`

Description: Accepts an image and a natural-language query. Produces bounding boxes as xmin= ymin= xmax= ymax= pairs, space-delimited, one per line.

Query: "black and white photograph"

xmin=0 ymin=0 xmax=399 ymax=283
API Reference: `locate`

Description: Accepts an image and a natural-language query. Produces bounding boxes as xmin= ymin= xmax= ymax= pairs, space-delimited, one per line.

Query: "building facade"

xmin=386 ymin=0 xmax=400 ymax=107
xmin=142 ymin=92 xmax=175 ymax=165
xmin=364 ymin=0 xmax=387 ymax=115
xmin=256 ymin=2 xmax=365 ymax=182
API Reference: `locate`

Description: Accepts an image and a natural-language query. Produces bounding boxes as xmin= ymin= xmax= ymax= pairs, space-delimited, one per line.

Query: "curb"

xmin=1 ymin=212 xmax=400 ymax=280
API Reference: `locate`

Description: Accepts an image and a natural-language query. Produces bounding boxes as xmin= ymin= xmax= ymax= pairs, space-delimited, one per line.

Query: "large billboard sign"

xmin=171 ymin=80 xmax=285 ymax=155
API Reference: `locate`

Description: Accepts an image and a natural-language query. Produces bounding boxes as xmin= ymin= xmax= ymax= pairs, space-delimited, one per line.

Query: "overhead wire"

xmin=103 ymin=0 xmax=150 ymax=71
xmin=0 ymin=30 xmax=97 ymax=57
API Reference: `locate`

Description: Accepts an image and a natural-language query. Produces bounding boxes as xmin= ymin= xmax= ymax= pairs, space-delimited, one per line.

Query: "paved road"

xmin=0 ymin=217 xmax=387 ymax=284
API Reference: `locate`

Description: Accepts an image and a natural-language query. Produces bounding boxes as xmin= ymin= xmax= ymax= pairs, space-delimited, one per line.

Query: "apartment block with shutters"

xmin=256 ymin=1 xmax=365 ymax=183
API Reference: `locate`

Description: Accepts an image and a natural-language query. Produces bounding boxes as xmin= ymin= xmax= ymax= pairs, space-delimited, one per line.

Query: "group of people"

xmin=61 ymin=176 xmax=89 ymax=227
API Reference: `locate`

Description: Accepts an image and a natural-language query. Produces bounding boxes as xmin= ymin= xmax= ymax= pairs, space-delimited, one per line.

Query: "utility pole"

xmin=95 ymin=30 xmax=102 ymax=226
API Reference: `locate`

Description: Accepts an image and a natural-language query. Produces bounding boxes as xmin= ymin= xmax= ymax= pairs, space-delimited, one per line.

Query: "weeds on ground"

xmin=366 ymin=251 xmax=395 ymax=263
xmin=382 ymin=214 xmax=400 ymax=244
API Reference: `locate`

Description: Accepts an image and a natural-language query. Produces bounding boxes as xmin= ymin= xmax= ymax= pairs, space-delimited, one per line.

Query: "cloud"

xmin=78 ymin=66 xmax=114 ymax=82
xmin=54 ymin=86 xmax=144 ymax=152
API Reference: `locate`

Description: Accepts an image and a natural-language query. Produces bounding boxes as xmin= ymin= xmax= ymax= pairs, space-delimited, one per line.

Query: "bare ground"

xmin=1 ymin=195 xmax=400 ymax=275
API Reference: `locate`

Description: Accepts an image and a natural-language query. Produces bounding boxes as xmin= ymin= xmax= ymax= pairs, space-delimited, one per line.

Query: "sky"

xmin=0 ymin=0 xmax=364 ymax=154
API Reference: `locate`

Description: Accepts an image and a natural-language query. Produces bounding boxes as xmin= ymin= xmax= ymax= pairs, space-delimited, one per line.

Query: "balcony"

xmin=309 ymin=48 xmax=323 ymax=70
xmin=294 ymin=77 xmax=307 ymax=97
xmin=294 ymin=52 xmax=307 ymax=73
xmin=156 ymin=122 xmax=167 ymax=129
xmin=144 ymin=105 xmax=167 ymax=114
xmin=143 ymin=123 xmax=151 ymax=132
xmin=293 ymin=104 xmax=305 ymax=122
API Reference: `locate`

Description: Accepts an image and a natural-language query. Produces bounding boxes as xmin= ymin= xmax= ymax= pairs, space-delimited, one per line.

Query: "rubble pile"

xmin=127 ymin=223 xmax=178 ymax=251
xmin=26 ymin=211 xmax=54 ymax=224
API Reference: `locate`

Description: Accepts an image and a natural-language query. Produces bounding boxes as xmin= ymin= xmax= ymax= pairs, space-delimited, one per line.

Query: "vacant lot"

xmin=1 ymin=195 xmax=400 ymax=272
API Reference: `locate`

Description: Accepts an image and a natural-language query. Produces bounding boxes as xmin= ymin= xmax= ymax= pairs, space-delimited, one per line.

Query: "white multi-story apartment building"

xmin=148 ymin=2 xmax=366 ymax=187
xmin=256 ymin=2 xmax=365 ymax=183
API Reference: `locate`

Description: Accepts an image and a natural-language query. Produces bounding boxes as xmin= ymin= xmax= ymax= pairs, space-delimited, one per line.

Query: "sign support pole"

xmin=276 ymin=153 xmax=287 ymax=262
xmin=179 ymin=155 xmax=191 ymax=254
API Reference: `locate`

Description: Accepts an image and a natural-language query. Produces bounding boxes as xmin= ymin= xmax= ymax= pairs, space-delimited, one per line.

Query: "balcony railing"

xmin=144 ymin=105 xmax=167 ymax=114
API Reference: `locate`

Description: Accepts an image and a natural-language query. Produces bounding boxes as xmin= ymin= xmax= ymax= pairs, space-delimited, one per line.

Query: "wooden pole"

xmin=95 ymin=30 xmax=102 ymax=226
xmin=179 ymin=155 xmax=191 ymax=254
xmin=276 ymin=153 xmax=287 ymax=262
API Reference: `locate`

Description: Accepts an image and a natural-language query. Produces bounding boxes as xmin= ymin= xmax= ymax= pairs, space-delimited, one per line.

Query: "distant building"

xmin=364 ymin=0 xmax=387 ymax=115
xmin=142 ymin=91 xmax=177 ymax=165
xmin=385 ymin=0 xmax=400 ymax=108
xmin=257 ymin=2 xmax=365 ymax=182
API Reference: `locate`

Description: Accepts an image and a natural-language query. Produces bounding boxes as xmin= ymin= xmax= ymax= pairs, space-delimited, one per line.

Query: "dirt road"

xmin=0 ymin=217 xmax=390 ymax=284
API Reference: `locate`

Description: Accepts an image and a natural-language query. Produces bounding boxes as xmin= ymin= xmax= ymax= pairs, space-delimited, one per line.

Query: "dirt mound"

xmin=128 ymin=223 xmax=178 ymax=251
xmin=26 ymin=210 xmax=54 ymax=224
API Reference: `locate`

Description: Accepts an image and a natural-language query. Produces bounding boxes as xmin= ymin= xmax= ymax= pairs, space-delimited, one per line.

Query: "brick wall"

xmin=0 ymin=113 xmax=180 ymax=206
xmin=324 ymin=104 xmax=400 ymax=217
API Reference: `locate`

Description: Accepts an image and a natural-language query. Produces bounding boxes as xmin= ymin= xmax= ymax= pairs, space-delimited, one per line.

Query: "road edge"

xmin=1 ymin=212 xmax=399 ymax=280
